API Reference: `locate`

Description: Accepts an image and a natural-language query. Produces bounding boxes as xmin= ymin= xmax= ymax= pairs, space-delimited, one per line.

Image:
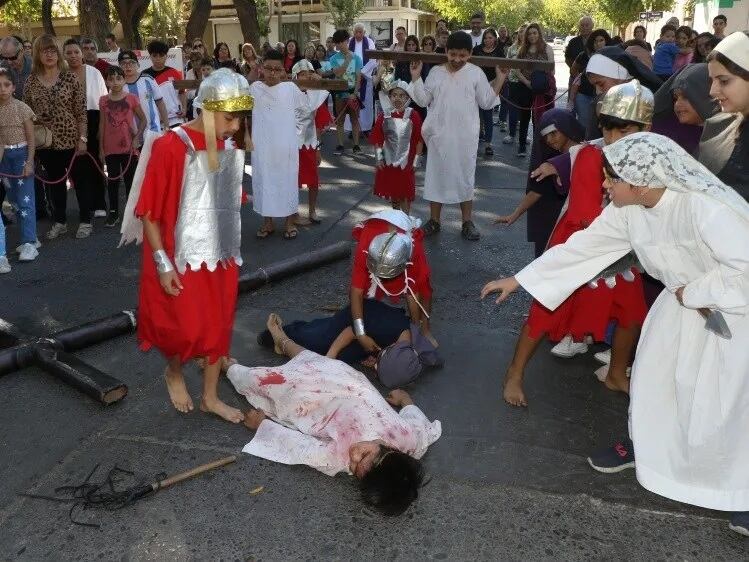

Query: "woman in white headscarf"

xmin=481 ymin=132 xmax=749 ymax=535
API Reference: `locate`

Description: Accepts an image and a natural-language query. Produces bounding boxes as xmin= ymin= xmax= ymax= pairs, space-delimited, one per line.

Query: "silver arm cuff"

xmin=353 ymin=318 xmax=366 ymax=337
xmin=153 ymin=249 xmax=174 ymax=274
xmin=375 ymin=147 xmax=384 ymax=165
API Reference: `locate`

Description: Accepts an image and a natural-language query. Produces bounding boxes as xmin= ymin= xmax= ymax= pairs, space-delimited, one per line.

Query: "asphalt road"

xmin=1 ymin=55 xmax=747 ymax=560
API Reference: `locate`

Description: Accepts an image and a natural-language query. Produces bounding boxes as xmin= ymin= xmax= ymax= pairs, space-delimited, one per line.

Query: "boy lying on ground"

xmin=228 ymin=314 xmax=442 ymax=515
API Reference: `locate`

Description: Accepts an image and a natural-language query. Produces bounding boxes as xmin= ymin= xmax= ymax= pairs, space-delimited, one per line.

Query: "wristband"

xmin=353 ymin=318 xmax=366 ymax=337
xmin=375 ymin=147 xmax=384 ymax=165
xmin=153 ymin=249 xmax=174 ymax=274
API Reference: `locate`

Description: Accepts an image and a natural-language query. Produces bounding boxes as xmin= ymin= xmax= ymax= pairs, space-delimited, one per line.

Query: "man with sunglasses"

xmin=0 ymin=36 xmax=32 ymax=100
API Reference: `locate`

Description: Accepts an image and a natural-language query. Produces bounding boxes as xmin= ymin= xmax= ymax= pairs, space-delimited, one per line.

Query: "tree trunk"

xmin=111 ymin=0 xmax=152 ymax=49
xmin=185 ymin=0 xmax=213 ymax=44
xmin=234 ymin=0 xmax=261 ymax=47
xmin=41 ymin=0 xmax=55 ymax=35
xmin=79 ymin=0 xmax=111 ymax=48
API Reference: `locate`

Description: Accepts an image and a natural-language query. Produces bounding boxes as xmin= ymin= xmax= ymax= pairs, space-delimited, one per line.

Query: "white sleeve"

xmin=515 ymin=204 xmax=633 ymax=311
xmin=244 ymin=419 xmax=346 ymax=477
xmin=681 ymin=200 xmax=749 ymax=314
xmin=398 ymin=405 xmax=442 ymax=459
xmin=475 ymin=68 xmax=499 ymax=110
xmin=407 ymin=75 xmax=432 ymax=108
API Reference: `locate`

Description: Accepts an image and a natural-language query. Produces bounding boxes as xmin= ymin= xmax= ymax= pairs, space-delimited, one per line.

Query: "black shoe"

xmin=257 ymin=329 xmax=273 ymax=348
xmin=485 ymin=145 xmax=494 ymax=156
xmin=352 ymin=145 xmax=362 ymax=154
xmin=517 ymin=149 xmax=527 ymax=157
xmin=105 ymin=213 xmax=120 ymax=228
xmin=334 ymin=145 xmax=345 ymax=155
xmin=422 ymin=219 xmax=441 ymax=236
xmin=729 ymin=512 xmax=749 ymax=537
xmin=461 ymin=220 xmax=480 ymax=241
xmin=587 ymin=438 xmax=635 ymax=473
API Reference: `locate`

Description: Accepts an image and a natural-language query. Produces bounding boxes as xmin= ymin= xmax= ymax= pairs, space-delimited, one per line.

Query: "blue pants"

xmin=266 ymin=299 xmax=410 ymax=364
xmin=0 ymin=145 xmax=37 ymax=252
xmin=498 ymin=81 xmax=510 ymax=123
xmin=480 ymin=108 xmax=495 ymax=144
xmin=574 ymin=93 xmax=595 ymax=133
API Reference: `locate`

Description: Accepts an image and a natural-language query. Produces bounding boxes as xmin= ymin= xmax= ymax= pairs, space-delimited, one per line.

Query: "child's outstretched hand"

xmin=494 ymin=213 xmax=518 ymax=226
xmin=480 ymin=277 xmax=520 ymax=304
xmin=386 ymin=389 xmax=414 ymax=408
xmin=159 ymin=270 xmax=183 ymax=296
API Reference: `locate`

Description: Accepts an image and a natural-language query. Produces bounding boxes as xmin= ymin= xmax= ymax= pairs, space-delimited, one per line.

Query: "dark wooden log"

xmin=365 ymin=50 xmax=555 ymax=72
xmin=172 ymin=78 xmax=349 ymax=91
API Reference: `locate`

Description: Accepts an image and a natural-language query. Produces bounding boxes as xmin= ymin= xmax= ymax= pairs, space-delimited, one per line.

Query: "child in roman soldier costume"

xmin=369 ymin=80 xmax=423 ymax=214
xmin=120 ymin=69 xmax=254 ymax=423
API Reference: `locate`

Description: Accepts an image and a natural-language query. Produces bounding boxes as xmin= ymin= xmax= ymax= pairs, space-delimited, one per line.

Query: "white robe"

xmin=228 ymin=351 xmax=441 ymax=476
xmin=408 ymin=63 xmax=498 ymax=204
xmin=249 ymin=81 xmax=307 ymax=217
xmin=515 ymin=189 xmax=749 ymax=511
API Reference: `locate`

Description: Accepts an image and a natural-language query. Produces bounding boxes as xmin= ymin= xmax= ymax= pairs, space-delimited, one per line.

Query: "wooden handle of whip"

xmin=157 ymin=455 xmax=238 ymax=490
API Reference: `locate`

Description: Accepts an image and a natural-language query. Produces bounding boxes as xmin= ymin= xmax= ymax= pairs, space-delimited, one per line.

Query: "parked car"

xmin=553 ymin=37 xmax=564 ymax=46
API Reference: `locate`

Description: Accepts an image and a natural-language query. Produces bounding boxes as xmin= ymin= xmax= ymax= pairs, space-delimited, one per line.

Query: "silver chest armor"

xmin=172 ymin=127 xmax=244 ymax=273
xmin=382 ymin=107 xmax=413 ymax=169
xmin=296 ymin=98 xmax=318 ymax=149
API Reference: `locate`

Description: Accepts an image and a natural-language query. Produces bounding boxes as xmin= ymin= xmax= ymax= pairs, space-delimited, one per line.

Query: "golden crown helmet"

xmin=194 ymin=68 xmax=254 ymax=113
xmin=598 ymin=79 xmax=654 ymax=125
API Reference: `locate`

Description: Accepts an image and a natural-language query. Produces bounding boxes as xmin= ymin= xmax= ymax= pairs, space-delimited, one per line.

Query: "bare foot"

xmin=603 ymin=370 xmax=630 ymax=394
xmin=503 ymin=370 xmax=528 ymax=407
xmin=164 ymin=366 xmax=194 ymax=413
xmin=267 ymin=313 xmax=288 ymax=355
xmin=200 ymin=396 xmax=244 ymax=423
xmin=243 ymin=408 xmax=267 ymax=430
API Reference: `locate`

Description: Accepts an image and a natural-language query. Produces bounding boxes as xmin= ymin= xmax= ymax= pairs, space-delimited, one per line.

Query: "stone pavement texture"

xmin=1 ymin=67 xmax=747 ymax=561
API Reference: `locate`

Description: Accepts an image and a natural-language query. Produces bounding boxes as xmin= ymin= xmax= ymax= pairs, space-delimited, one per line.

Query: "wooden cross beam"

xmin=365 ymin=50 xmax=555 ymax=72
xmin=172 ymin=78 xmax=350 ymax=91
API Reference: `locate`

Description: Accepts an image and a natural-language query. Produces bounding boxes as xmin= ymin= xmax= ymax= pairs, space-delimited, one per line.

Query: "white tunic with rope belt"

xmin=515 ymin=189 xmax=749 ymax=511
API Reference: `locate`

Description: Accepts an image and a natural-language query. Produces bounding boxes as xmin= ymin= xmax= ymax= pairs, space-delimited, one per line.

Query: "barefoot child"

xmin=98 ymin=65 xmax=147 ymax=227
xmin=370 ymin=80 xmax=423 ymax=214
xmin=229 ymin=313 xmax=441 ymax=516
xmin=0 ymin=67 xmax=37 ymax=273
xmin=291 ymin=59 xmax=329 ymax=225
xmin=250 ymin=50 xmax=310 ymax=240
xmin=120 ymin=69 xmax=253 ymax=423
xmin=407 ymin=31 xmax=509 ymax=240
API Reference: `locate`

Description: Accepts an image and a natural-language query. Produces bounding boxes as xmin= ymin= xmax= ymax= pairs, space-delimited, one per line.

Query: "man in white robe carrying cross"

xmin=407 ymin=31 xmax=509 ymax=241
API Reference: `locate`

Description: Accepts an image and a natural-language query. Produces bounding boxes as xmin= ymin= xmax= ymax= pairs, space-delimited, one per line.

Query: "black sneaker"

xmin=485 ymin=145 xmax=494 ymax=156
xmin=461 ymin=220 xmax=480 ymax=241
xmin=729 ymin=512 xmax=749 ymax=537
xmin=352 ymin=145 xmax=362 ymax=154
xmin=587 ymin=438 xmax=635 ymax=473
xmin=517 ymin=149 xmax=527 ymax=158
xmin=105 ymin=213 xmax=120 ymax=228
xmin=334 ymin=145 xmax=345 ymax=155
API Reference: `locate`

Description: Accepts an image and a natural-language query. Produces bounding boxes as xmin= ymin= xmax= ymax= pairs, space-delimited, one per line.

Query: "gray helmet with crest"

xmin=366 ymin=232 xmax=413 ymax=279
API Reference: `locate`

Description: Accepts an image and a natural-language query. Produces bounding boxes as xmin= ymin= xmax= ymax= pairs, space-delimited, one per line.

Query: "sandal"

xmin=256 ymin=227 xmax=274 ymax=239
xmin=422 ymin=219 xmax=441 ymax=237
xmin=283 ymin=228 xmax=298 ymax=240
xmin=309 ymin=214 xmax=321 ymax=225
xmin=461 ymin=220 xmax=480 ymax=241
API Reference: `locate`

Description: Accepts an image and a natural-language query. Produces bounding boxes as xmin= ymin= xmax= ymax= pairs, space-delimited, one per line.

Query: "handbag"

xmin=34 ymin=122 xmax=53 ymax=149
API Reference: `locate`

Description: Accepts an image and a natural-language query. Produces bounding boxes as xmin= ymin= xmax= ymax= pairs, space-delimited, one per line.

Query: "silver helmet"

xmin=366 ymin=232 xmax=413 ymax=279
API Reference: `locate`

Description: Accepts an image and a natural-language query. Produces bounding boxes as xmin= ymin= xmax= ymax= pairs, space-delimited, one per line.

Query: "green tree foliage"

xmin=1 ymin=0 xmax=76 ymax=37
xmin=142 ymin=0 xmax=186 ymax=44
xmin=321 ymin=0 xmax=366 ymax=30
xmin=597 ymin=0 xmax=674 ymax=34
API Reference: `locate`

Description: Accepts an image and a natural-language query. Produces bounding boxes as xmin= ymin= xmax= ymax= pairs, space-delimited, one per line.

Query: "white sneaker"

xmin=502 ymin=135 xmax=514 ymax=144
xmin=550 ymin=335 xmax=589 ymax=358
xmin=16 ymin=239 xmax=41 ymax=253
xmin=93 ymin=210 xmax=107 ymax=218
xmin=18 ymin=243 xmax=39 ymax=262
xmin=0 ymin=256 xmax=10 ymax=273
xmin=46 ymin=222 xmax=68 ymax=240
xmin=75 ymin=223 xmax=93 ymax=239
xmin=594 ymin=349 xmax=611 ymax=364
xmin=595 ymin=365 xmax=631 ymax=382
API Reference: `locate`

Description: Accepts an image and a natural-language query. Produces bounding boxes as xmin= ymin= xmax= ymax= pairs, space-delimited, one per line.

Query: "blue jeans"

xmin=574 ymin=93 xmax=595 ymax=133
xmin=480 ymin=108 xmax=495 ymax=144
xmin=498 ymin=81 xmax=510 ymax=123
xmin=0 ymin=145 xmax=37 ymax=246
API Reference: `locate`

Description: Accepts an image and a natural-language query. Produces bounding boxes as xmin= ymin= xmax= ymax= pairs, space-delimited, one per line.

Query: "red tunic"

xmin=526 ymin=145 xmax=647 ymax=341
xmin=369 ymin=110 xmax=422 ymax=202
xmin=298 ymin=146 xmax=319 ymax=189
xmin=314 ymin=103 xmax=333 ymax=131
xmin=351 ymin=219 xmax=432 ymax=304
xmin=135 ymin=127 xmax=240 ymax=363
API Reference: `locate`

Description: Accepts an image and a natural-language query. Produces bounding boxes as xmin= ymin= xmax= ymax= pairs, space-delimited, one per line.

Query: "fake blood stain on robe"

xmin=259 ymin=371 xmax=286 ymax=385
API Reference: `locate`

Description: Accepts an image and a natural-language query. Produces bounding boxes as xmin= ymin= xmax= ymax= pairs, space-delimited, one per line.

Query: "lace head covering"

xmin=602 ymin=132 xmax=749 ymax=223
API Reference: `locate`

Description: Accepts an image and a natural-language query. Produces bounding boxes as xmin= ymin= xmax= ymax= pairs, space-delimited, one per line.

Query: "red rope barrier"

xmin=0 ymin=149 xmax=137 ymax=185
